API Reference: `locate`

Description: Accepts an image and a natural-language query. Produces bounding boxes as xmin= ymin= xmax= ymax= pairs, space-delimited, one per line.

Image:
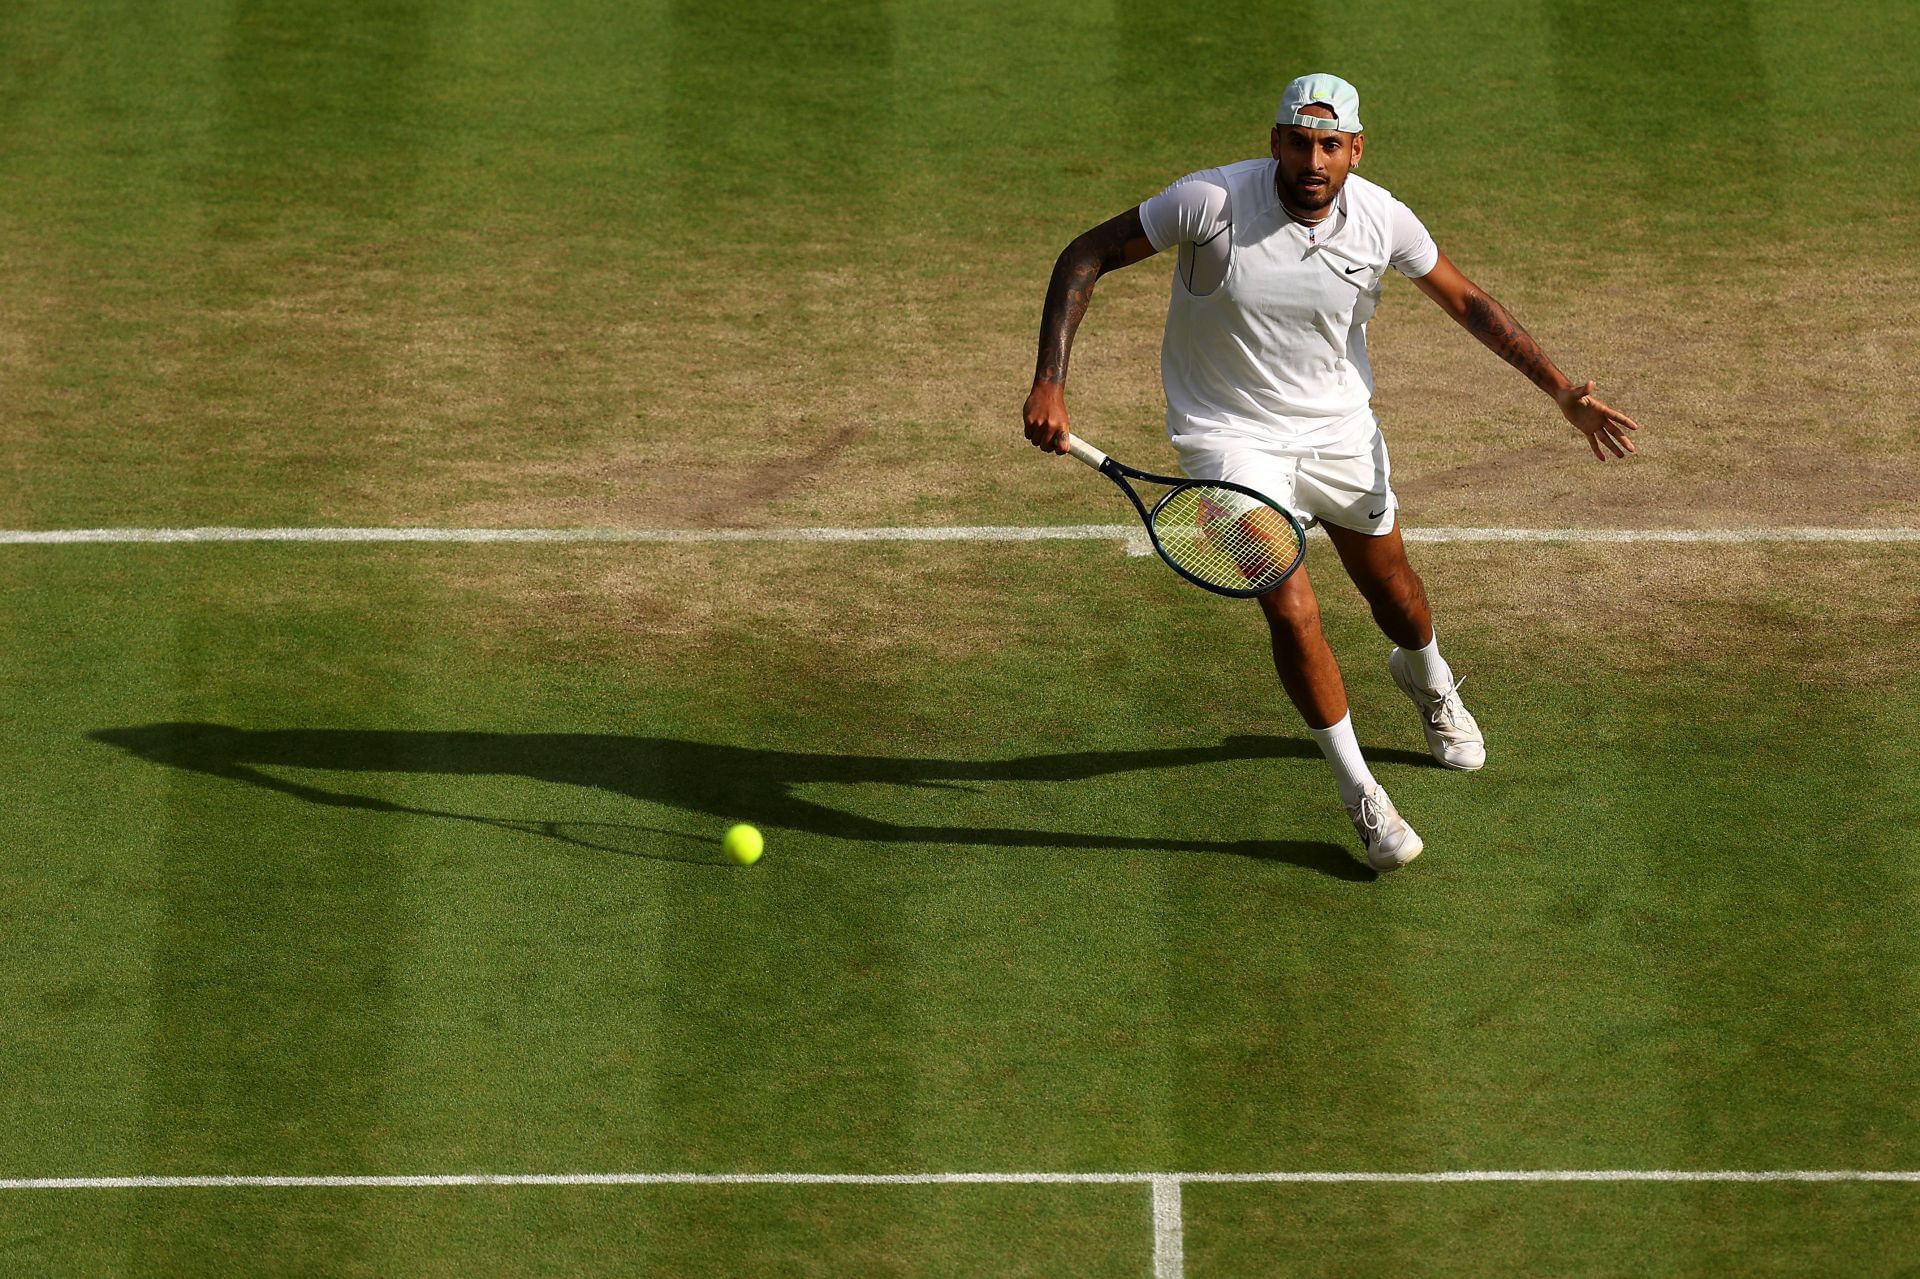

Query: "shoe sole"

xmin=1388 ymin=650 xmax=1485 ymax=772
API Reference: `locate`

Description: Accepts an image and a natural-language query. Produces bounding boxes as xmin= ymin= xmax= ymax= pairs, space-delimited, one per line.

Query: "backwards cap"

xmin=1276 ymin=73 xmax=1363 ymax=134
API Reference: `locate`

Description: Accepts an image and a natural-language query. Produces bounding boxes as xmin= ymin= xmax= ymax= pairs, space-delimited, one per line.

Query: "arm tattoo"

xmin=1032 ymin=210 xmax=1146 ymax=387
xmin=1461 ymin=291 xmax=1565 ymax=396
xmin=1033 ymin=244 xmax=1102 ymax=386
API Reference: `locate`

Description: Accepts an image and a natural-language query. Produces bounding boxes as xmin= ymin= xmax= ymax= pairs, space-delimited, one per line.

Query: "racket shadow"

xmin=88 ymin=724 xmax=1407 ymax=881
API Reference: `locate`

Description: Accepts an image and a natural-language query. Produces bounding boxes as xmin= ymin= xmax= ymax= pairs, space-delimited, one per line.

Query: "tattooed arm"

xmin=1022 ymin=208 xmax=1159 ymax=454
xmin=1412 ymin=252 xmax=1642 ymax=460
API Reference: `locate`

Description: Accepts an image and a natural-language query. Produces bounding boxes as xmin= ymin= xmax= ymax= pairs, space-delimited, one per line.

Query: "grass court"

xmin=3 ymin=1 xmax=1918 ymax=1274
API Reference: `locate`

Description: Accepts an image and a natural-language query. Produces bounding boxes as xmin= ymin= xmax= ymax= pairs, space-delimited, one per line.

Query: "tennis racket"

xmin=1064 ymin=433 xmax=1307 ymax=597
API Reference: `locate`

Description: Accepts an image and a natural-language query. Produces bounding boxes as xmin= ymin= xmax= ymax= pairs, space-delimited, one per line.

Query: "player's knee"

xmin=1366 ymin=565 xmax=1426 ymax=620
xmin=1258 ymin=588 xmax=1321 ymax=646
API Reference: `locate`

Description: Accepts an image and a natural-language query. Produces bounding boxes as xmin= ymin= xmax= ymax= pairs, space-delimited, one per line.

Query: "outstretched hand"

xmin=1556 ymin=380 xmax=1641 ymax=460
xmin=1022 ymin=383 xmax=1072 ymax=454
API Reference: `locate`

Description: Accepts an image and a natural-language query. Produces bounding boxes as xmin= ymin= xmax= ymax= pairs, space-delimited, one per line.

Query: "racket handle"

xmin=1064 ymin=434 xmax=1109 ymax=470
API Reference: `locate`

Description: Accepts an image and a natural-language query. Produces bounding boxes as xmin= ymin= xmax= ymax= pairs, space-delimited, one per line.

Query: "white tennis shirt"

xmin=1138 ymin=161 xmax=1439 ymax=452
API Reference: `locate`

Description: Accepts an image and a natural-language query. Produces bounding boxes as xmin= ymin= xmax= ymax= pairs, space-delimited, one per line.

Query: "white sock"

xmin=1307 ymin=713 xmax=1376 ymax=806
xmin=1401 ymin=631 xmax=1454 ymax=691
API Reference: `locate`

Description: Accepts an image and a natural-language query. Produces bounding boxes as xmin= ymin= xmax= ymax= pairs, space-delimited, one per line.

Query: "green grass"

xmin=3 ymin=542 xmax=1918 ymax=1273
xmin=1188 ymin=1182 xmax=1920 ymax=1276
xmin=6 ymin=1184 xmax=1154 ymax=1278
xmin=4 ymin=0 xmax=1920 ymax=1272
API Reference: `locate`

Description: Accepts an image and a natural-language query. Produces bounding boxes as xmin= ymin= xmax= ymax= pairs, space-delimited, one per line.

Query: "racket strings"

xmin=1152 ymin=486 xmax=1302 ymax=593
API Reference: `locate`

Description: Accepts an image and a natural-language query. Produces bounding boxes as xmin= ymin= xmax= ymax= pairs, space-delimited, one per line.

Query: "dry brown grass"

xmin=427 ymin=537 xmax=1920 ymax=698
xmin=1375 ymin=235 xmax=1920 ymax=530
xmin=403 ymin=221 xmax=1920 ymax=534
xmin=1415 ymin=541 xmax=1920 ymax=689
xmin=3 ymin=203 xmax=1912 ymax=534
xmin=438 ymin=539 xmax=1102 ymax=668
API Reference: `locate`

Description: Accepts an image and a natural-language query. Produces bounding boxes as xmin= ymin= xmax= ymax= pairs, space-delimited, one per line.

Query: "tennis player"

xmin=1022 ymin=73 xmax=1640 ymax=871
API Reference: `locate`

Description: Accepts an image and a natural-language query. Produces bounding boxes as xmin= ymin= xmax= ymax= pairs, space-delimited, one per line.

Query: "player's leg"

xmin=1257 ymin=565 xmax=1420 ymax=871
xmin=1322 ymin=521 xmax=1485 ymax=771
xmin=1295 ymin=424 xmax=1485 ymax=773
xmin=1255 ymin=560 xmax=1346 ymax=729
xmin=1293 ymin=427 xmax=1436 ymax=651
xmin=1321 ymin=520 xmax=1432 ymax=650
xmin=1176 ymin=433 xmax=1420 ymax=868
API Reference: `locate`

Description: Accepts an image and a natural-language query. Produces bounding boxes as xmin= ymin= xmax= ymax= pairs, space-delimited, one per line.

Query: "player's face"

xmin=1269 ymin=105 xmax=1363 ymax=214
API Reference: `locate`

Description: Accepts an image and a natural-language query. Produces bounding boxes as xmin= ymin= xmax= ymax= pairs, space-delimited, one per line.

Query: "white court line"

xmin=11 ymin=1168 xmax=1914 ymax=1279
xmin=8 ymin=1168 xmax=1916 ymax=1190
xmin=0 ymin=525 xmax=1145 ymax=547
xmin=2 ymin=525 xmax=1918 ymax=550
xmin=1400 ymin=526 xmax=1920 ymax=544
xmin=0 ymin=1171 xmax=1143 ymax=1189
xmin=1152 ymin=1175 xmax=1185 ymax=1279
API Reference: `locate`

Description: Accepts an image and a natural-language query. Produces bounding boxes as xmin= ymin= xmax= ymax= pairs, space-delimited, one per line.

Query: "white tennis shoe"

xmin=1345 ymin=784 xmax=1422 ymax=872
xmin=1388 ymin=648 xmax=1486 ymax=772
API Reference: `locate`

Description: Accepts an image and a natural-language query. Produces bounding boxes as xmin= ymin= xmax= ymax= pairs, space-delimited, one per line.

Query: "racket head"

xmin=1147 ymin=481 xmax=1307 ymax=597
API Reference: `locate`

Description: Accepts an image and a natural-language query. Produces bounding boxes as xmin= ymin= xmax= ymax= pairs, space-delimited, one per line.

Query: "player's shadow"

xmin=88 ymin=725 xmax=1433 ymax=882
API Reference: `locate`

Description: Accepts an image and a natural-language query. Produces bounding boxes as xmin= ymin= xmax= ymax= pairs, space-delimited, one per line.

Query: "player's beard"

xmin=1275 ymin=160 xmax=1343 ymax=218
xmin=1288 ymin=174 xmax=1338 ymax=212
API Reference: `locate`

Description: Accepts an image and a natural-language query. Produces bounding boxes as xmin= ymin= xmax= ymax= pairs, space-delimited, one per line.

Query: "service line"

xmin=2 ymin=525 xmax=1918 ymax=552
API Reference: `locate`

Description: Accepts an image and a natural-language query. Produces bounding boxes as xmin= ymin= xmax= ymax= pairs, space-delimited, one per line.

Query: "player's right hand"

xmin=1022 ymin=382 xmax=1071 ymax=454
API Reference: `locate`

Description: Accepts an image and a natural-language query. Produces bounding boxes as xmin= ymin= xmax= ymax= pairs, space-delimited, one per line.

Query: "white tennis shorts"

xmin=1172 ymin=422 xmax=1396 ymax=537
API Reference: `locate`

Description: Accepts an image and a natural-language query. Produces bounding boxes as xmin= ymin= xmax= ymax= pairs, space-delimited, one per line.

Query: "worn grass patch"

xmin=1416 ymin=542 xmax=1920 ymax=688
xmin=420 ymin=538 xmax=1920 ymax=692
xmin=3 ymin=0 xmax=1915 ymax=532
xmin=441 ymin=540 xmax=1026 ymax=665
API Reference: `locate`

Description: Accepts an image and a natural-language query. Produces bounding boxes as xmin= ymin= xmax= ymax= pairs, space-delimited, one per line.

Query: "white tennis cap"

xmin=1276 ymin=73 xmax=1363 ymax=134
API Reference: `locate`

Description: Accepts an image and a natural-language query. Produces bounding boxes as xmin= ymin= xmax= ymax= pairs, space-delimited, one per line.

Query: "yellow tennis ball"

xmin=722 ymin=823 xmax=764 ymax=866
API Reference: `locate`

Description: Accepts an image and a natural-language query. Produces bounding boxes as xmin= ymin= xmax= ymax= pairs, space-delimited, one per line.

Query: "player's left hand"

xmin=1555 ymin=380 xmax=1641 ymax=461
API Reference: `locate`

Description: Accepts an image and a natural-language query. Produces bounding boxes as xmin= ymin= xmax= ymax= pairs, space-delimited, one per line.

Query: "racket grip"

xmin=1064 ymin=434 xmax=1109 ymax=470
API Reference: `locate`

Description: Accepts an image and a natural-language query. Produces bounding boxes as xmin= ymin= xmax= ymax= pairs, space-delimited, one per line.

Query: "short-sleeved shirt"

xmin=1137 ymin=161 xmax=1438 ymax=452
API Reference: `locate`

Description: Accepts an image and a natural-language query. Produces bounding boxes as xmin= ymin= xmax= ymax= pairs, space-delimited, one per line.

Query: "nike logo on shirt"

xmin=1344 ymin=265 xmax=1366 ymax=274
